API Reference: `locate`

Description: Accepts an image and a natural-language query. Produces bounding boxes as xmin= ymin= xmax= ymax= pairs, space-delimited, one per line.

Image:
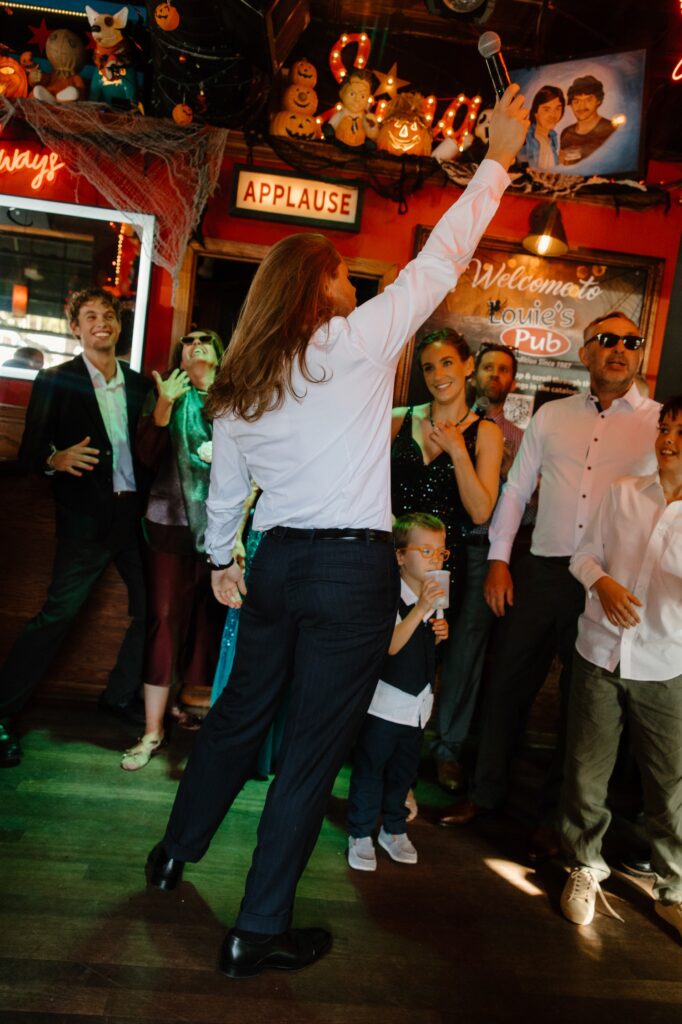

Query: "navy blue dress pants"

xmin=163 ymin=531 xmax=400 ymax=934
xmin=347 ymin=714 xmax=423 ymax=837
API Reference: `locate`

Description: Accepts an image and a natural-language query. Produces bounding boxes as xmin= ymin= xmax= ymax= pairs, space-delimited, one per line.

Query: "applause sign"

xmin=231 ymin=166 xmax=362 ymax=232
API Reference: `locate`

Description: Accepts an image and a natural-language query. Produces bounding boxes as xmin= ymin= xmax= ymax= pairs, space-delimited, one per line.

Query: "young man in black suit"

xmin=0 ymin=288 xmax=151 ymax=767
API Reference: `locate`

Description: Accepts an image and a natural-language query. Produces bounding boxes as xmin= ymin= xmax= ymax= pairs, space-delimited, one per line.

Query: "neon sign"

xmin=0 ymin=146 xmax=66 ymax=191
xmin=674 ymin=1 xmax=682 ymax=81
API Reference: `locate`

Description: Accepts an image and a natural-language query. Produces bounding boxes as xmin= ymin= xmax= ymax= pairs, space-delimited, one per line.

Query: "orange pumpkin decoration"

xmin=290 ymin=59 xmax=317 ymax=89
xmin=155 ymin=2 xmax=180 ymax=31
xmin=0 ymin=57 xmax=28 ymax=98
xmin=282 ymin=83 xmax=318 ymax=118
xmin=172 ymin=103 xmax=193 ymax=125
xmin=270 ymin=110 xmax=320 ymax=141
xmin=377 ymin=93 xmax=432 ymax=157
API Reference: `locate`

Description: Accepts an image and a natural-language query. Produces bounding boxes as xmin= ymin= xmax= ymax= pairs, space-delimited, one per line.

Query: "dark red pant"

xmin=144 ymin=546 xmax=225 ymax=689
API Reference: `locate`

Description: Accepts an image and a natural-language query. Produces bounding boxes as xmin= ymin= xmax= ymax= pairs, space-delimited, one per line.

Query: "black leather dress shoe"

xmin=0 ymin=719 xmax=21 ymax=768
xmin=98 ymin=694 xmax=146 ymax=726
xmin=146 ymin=842 xmax=185 ymax=890
xmin=219 ymin=927 xmax=332 ymax=979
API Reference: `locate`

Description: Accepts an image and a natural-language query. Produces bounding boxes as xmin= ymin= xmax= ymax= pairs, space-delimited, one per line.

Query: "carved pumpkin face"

xmin=0 ymin=57 xmax=28 ymax=98
xmin=155 ymin=3 xmax=180 ymax=31
xmin=172 ymin=103 xmax=193 ymax=125
xmin=282 ymin=84 xmax=318 ymax=118
xmin=378 ymin=114 xmax=432 ymax=156
xmin=271 ymin=110 xmax=320 ymax=141
xmin=290 ymin=59 xmax=317 ymax=89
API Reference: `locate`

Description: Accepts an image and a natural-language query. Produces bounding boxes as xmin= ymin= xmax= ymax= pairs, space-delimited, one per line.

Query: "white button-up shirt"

xmin=488 ymin=385 xmax=660 ymax=563
xmin=570 ymin=473 xmax=682 ymax=681
xmin=82 ymin=354 xmax=136 ymax=493
xmin=367 ymin=579 xmax=435 ymax=728
xmin=206 ymin=159 xmax=510 ymax=564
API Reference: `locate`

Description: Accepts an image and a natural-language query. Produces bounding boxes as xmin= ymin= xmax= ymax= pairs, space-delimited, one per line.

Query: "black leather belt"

xmin=464 ymin=534 xmax=489 ymax=548
xmin=267 ymin=526 xmax=393 ymax=544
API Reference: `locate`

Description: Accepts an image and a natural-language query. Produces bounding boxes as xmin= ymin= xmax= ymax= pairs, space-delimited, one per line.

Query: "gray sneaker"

xmin=378 ymin=826 xmax=418 ymax=864
xmin=348 ymin=836 xmax=377 ymax=872
xmin=560 ymin=867 xmax=623 ymax=926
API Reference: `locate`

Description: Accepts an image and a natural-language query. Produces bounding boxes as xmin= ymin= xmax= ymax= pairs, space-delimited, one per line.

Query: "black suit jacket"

xmin=19 ymin=356 xmax=151 ymax=541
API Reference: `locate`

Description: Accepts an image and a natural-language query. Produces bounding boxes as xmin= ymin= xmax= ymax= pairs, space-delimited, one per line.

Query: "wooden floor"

xmin=1 ymin=699 xmax=681 ymax=1024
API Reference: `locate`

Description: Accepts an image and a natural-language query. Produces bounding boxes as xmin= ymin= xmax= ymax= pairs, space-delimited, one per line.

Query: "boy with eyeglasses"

xmin=347 ymin=512 xmax=449 ymax=871
xmin=560 ymin=395 xmax=682 ymax=937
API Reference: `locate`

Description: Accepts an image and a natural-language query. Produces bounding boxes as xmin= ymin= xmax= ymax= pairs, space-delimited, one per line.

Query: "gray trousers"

xmin=560 ymin=652 xmax=682 ymax=903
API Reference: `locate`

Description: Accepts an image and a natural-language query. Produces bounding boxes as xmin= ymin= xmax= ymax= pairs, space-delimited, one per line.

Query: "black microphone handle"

xmin=486 ymin=53 xmax=511 ymax=100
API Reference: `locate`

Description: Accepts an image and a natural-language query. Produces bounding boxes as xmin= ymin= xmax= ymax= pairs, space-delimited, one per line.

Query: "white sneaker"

xmin=655 ymin=900 xmax=682 ymax=940
xmin=377 ymin=826 xmax=418 ymax=864
xmin=561 ymin=867 xmax=623 ymax=925
xmin=348 ymin=836 xmax=376 ymax=872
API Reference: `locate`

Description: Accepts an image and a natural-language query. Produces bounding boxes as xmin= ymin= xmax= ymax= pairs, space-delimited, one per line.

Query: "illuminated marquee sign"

xmin=0 ymin=146 xmax=66 ymax=191
xmin=231 ymin=166 xmax=362 ymax=232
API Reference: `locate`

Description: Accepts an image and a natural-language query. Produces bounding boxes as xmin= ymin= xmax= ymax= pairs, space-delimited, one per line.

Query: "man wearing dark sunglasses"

xmin=439 ymin=311 xmax=660 ymax=860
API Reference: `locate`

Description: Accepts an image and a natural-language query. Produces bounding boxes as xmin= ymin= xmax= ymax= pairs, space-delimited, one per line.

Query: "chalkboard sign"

xmin=395 ymin=234 xmax=662 ymax=428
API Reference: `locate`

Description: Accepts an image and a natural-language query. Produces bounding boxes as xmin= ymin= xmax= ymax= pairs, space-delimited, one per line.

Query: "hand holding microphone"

xmin=478 ymin=35 xmax=529 ymax=172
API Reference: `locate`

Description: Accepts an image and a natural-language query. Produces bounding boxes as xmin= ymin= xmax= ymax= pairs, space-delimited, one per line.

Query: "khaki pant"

xmin=560 ymin=651 xmax=682 ymax=903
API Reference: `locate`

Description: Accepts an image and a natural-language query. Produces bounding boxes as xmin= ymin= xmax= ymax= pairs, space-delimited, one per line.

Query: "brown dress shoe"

xmin=437 ymin=759 xmax=465 ymax=793
xmin=438 ymin=798 xmax=485 ymax=827
xmin=527 ymin=825 xmax=562 ymax=862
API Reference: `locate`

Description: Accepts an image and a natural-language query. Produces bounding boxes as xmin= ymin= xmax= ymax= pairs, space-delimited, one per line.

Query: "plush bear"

xmin=29 ymin=29 xmax=87 ymax=103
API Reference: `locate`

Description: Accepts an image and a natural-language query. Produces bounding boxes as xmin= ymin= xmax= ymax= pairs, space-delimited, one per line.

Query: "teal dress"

xmin=210 ymin=523 xmax=288 ymax=777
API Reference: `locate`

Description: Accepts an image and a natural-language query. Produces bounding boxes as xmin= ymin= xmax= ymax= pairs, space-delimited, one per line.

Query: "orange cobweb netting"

xmin=0 ymin=98 xmax=229 ymax=283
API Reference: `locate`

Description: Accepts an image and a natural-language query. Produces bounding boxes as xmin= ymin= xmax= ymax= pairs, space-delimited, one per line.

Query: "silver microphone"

xmin=478 ymin=32 xmax=511 ymax=99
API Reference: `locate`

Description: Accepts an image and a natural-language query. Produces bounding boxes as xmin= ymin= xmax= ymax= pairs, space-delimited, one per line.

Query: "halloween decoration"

xmin=377 ymin=92 xmax=433 ymax=157
xmin=325 ymin=68 xmax=378 ymax=148
xmin=172 ymin=101 xmax=193 ymax=124
xmin=271 ymin=58 xmax=321 ymax=139
xmin=372 ymin=62 xmax=410 ymax=101
xmin=86 ymin=5 xmax=141 ymax=111
xmin=155 ymin=2 xmax=180 ymax=32
xmin=328 ymin=31 xmax=371 ymax=83
xmin=29 ymin=29 xmax=87 ymax=104
xmin=0 ymin=56 xmax=28 ymax=98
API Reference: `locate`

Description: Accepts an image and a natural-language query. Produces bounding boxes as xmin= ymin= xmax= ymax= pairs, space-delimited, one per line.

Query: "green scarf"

xmin=168 ymin=386 xmax=212 ymax=553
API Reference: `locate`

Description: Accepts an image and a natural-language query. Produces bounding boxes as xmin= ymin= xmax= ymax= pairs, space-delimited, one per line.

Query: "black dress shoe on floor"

xmin=146 ymin=842 xmax=185 ymax=891
xmin=621 ymin=853 xmax=655 ymax=878
xmin=0 ymin=719 xmax=21 ymax=768
xmin=98 ymin=694 xmax=146 ymax=726
xmin=219 ymin=927 xmax=333 ymax=979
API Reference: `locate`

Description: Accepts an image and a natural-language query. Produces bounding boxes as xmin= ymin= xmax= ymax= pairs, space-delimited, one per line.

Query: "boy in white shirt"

xmin=347 ymin=513 xmax=449 ymax=870
xmin=560 ymin=395 xmax=682 ymax=938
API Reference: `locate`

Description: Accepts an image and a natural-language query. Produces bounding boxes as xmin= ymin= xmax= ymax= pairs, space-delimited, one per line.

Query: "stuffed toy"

xmin=86 ymin=5 xmax=140 ymax=110
xmin=29 ymin=29 xmax=87 ymax=103
xmin=325 ymin=69 xmax=378 ymax=149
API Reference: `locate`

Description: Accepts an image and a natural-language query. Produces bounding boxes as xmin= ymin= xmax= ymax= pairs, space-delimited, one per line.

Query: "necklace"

xmin=429 ymin=402 xmax=470 ymax=429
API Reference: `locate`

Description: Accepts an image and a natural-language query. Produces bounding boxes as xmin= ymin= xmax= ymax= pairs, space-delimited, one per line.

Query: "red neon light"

xmin=11 ymin=284 xmax=28 ymax=316
xmin=0 ymin=146 xmax=66 ymax=191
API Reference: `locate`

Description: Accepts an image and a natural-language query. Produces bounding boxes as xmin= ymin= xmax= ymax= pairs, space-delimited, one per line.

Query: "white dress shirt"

xmin=488 ymin=384 xmax=660 ymax=563
xmin=570 ymin=474 xmax=682 ymax=681
xmin=82 ymin=354 xmax=136 ymax=492
xmin=206 ymin=159 xmax=510 ymax=564
xmin=367 ymin=579 xmax=435 ymax=728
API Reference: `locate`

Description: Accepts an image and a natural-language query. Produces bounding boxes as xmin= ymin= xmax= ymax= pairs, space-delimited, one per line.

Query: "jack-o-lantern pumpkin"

xmin=172 ymin=102 xmax=193 ymax=125
xmin=377 ymin=92 xmax=432 ymax=157
xmin=290 ymin=58 xmax=317 ymax=89
xmin=271 ymin=110 xmax=320 ymax=141
xmin=155 ymin=2 xmax=180 ymax=31
xmin=282 ymin=83 xmax=318 ymax=118
xmin=0 ymin=57 xmax=28 ymax=98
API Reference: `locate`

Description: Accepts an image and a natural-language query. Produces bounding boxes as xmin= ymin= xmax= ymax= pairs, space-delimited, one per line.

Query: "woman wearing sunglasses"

xmin=121 ymin=330 xmax=227 ymax=770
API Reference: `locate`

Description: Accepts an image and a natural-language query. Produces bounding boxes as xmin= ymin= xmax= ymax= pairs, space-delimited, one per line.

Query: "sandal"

xmin=120 ymin=733 xmax=165 ymax=772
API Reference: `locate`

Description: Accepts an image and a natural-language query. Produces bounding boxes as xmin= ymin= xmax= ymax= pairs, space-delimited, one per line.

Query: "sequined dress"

xmin=391 ymin=406 xmax=480 ymax=573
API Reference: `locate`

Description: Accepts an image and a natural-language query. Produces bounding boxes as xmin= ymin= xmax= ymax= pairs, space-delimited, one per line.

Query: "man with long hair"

xmin=147 ymin=85 xmax=530 ymax=979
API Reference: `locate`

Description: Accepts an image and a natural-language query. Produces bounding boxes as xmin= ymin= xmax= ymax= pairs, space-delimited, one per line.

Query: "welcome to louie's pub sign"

xmin=397 ymin=232 xmax=662 ymax=427
xmin=231 ymin=166 xmax=363 ymax=232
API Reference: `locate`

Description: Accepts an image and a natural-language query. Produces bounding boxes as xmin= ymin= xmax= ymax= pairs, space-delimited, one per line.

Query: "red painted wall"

xmin=2 ymin=143 xmax=680 ymax=408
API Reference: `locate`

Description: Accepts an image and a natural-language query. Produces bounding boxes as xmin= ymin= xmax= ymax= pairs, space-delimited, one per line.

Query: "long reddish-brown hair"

xmin=205 ymin=233 xmax=342 ymax=422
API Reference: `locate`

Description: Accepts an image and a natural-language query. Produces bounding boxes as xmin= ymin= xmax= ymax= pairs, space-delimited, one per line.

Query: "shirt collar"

xmin=586 ymin=381 xmax=646 ymax=414
xmin=82 ymin=352 xmax=124 ymax=389
xmin=635 ymin=471 xmax=667 ymax=504
xmin=400 ymin=577 xmax=434 ymax=622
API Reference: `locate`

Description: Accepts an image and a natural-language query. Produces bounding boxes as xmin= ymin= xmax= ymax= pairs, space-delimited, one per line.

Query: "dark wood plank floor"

xmin=1 ymin=698 xmax=681 ymax=1024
